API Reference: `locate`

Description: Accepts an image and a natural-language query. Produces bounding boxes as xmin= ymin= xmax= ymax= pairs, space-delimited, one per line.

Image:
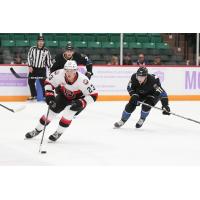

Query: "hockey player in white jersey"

xmin=25 ymin=60 xmax=98 ymax=142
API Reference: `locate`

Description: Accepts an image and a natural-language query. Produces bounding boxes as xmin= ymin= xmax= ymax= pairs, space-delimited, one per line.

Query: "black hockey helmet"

xmin=37 ymin=36 xmax=44 ymax=41
xmin=136 ymin=67 xmax=148 ymax=76
xmin=66 ymin=42 xmax=74 ymax=50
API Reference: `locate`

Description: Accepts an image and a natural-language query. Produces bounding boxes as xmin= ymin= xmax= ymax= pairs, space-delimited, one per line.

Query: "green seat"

xmin=128 ymin=42 xmax=142 ymax=49
xmin=88 ymin=41 xmax=101 ymax=48
xmin=115 ymin=42 xmax=128 ymax=48
xmin=110 ymin=34 xmax=120 ymax=42
xmin=59 ymin=40 xmax=72 ymax=48
xmin=13 ymin=34 xmax=25 ymax=40
xmin=27 ymin=34 xmax=39 ymax=40
xmin=0 ymin=34 xmax=9 ymax=40
xmin=29 ymin=40 xmax=37 ymax=46
xmin=156 ymin=42 xmax=170 ymax=49
xmin=150 ymin=36 xmax=162 ymax=43
xmin=96 ymin=34 xmax=109 ymax=42
xmin=55 ymin=35 xmax=67 ymax=41
xmin=74 ymin=41 xmax=87 ymax=48
xmin=15 ymin=40 xmax=30 ymax=47
xmin=82 ymin=34 xmax=96 ymax=42
xmin=70 ymin=34 xmax=82 ymax=42
xmin=149 ymin=33 xmax=161 ymax=36
xmin=124 ymin=35 xmax=136 ymax=42
xmin=135 ymin=33 xmax=148 ymax=37
xmin=136 ymin=36 xmax=149 ymax=43
xmin=102 ymin=42 xmax=115 ymax=48
xmin=43 ymin=34 xmax=54 ymax=41
xmin=142 ymin=42 xmax=155 ymax=49
xmin=1 ymin=40 xmax=15 ymax=47
xmin=45 ymin=40 xmax=58 ymax=47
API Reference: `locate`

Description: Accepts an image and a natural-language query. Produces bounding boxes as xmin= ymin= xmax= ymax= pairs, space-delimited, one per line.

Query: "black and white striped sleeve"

xmin=45 ymin=49 xmax=52 ymax=68
xmin=27 ymin=47 xmax=35 ymax=67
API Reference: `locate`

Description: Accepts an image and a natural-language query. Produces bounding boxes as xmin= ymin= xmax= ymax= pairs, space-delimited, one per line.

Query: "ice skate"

xmin=25 ymin=129 xmax=41 ymax=139
xmin=49 ymin=131 xmax=63 ymax=142
xmin=114 ymin=120 xmax=125 ymax=128
xmin=135 ymin=118 xmax=145 ymax=128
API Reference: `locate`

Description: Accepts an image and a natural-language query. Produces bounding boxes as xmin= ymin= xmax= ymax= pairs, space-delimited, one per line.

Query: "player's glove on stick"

xmin=70 ymin=99 xmax=87 ymax=111
xmin=85 ymin=72 xmax=93 ymax=80
xmin=130 ymin=94 xmax=139 ymax=106
xmin=162 ymin=105 xmax=170 ymax=115
xmin=45 ymin=92 xmax=56 ymax=109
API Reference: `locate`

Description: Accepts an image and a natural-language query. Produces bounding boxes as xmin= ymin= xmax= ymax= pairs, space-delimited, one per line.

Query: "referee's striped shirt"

xmin=27 ymin=46 xmax=52 ymax=68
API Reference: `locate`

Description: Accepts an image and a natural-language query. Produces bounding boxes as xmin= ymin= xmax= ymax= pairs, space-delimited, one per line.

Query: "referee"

xmin=27 ymin=36 xmax=52 ymax=100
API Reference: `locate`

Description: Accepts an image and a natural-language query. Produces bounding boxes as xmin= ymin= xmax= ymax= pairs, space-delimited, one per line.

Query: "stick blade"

xmin=13 ymin=105 xmax=26 ymax=113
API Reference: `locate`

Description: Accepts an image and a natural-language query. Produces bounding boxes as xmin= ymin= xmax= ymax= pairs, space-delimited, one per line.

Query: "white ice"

xmin=0 ymin=101 xmax=200 ymax=165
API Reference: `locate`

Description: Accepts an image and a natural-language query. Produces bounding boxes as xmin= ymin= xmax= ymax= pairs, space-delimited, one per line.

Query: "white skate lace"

xmin=137 ymin=118 xmax=144 ymax=125
xmin=30 ymin=130 xmax=38 ymax=136
xmin=118 ymin=120 xmax=124 ymax=126
xmin=53 ymin=132 xmax=61 ymax=138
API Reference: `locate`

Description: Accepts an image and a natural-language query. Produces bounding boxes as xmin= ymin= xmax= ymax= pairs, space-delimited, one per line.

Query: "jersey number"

xmin=87 ymin=84 xmax=95 ymax=93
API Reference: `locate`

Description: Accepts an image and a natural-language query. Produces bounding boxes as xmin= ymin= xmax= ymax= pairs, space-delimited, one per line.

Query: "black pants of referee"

xmin=28 ymin=68 xmax=46 ymax=97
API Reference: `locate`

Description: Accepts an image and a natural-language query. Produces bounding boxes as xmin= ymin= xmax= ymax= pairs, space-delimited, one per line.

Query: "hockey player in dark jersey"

xmin=114 ymin=67 xmax=170 ymax=129
xmin=50 ymin=42 xmax=93 ymax=79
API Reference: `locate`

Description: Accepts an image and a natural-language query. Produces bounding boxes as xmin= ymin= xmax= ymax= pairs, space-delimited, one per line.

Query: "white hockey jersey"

xmin=44 ymin=69 xmax=98 ymax=104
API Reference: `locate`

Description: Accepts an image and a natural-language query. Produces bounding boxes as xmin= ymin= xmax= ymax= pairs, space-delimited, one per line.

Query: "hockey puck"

xmin=41 ymin=151 xmax=47 ymax=154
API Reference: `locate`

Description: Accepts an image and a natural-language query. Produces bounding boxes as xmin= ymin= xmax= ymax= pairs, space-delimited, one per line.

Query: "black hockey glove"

xmin=130 ymin=94 xmax=139 ymax=106
xmin=162 ymin=105 xmax=170 ymax=115
xmin=45 ymin=92 xmax=56 ymax=109
xmin=55 ymin=85 xmax=62 ymax=94
xmin=85 ymin=72 xmax=93 ymax=80
xmin=70 ymin=99 xmax=86 ymax=111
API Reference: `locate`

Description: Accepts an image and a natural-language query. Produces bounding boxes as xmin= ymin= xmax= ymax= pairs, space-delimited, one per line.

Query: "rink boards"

xmin=0 ymin=64 xmax=200 ymax=101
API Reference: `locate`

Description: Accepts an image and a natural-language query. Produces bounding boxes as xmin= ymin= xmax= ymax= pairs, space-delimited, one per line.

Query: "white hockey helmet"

xmin=64 ymin=60 xmax=78 ymax=71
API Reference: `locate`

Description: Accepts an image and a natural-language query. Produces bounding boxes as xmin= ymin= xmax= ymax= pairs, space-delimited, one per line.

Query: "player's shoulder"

xmin=29 ymin=46 xmax=37 ymax=50
xmin=55 ymin=53 xmax=63 ymax=59
xmin=73 ymin=51 xmax=80 ymax=57
xmin=131 ymin=73 xmax=137 ymax=80
xmin=148 ymin=74 xmax=160 ymax=82
xmin=43 ymin=47 xmax=50 ymax=51
xmin=50 ymin=69 xmax=65 ymax=78
xmin=77 ymin=72 xmax=90 ymax=85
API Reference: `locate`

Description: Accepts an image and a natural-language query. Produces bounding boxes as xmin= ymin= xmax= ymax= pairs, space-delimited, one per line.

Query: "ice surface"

xmin=0 ymin=101 xmax=200 ymax=165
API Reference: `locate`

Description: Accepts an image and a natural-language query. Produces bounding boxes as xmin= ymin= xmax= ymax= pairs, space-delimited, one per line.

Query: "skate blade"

xmin=113 ymin=126 xmax=121 ymax=129
xmin=48 ymin=140 xmax=56 ymax=143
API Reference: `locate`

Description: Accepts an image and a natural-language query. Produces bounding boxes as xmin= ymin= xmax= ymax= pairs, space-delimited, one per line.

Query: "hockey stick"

xmin=138 ymin=101 xmax=200 ymax=125
xmin=10 ymin=67 xmax=46 ymax=80
xmin=0 ymin=103 xmax=25 ymax=113
xmin=39 ymin=106 xmax=50 ymax=154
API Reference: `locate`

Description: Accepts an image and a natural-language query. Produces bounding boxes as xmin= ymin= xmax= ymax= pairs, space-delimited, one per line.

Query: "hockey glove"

xmin=130 ymin=94 xmax=139 ymax=106
xmin=45 ymin=92 xmax=56 ymax=109
xmin=85 ymin=72 xmax=93 ymax=80
xmin=70 ymin=99 xmax=87 ymax=111
xmin=55 ymin=85 xmax=62 ymax=94
xmin=162 ymin=105 xmax=170 ymax=115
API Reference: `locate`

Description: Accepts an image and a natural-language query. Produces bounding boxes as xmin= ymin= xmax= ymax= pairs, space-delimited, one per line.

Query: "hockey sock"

xmin=121 ymin=110 xmax=131 ymax=122
xmin=56 ymin=117 xmax=72 ymax=133
xmin=140 ymin=110 xmax=150 ymax=120
xmin=35 ymin=110 xmax=57 ymax=131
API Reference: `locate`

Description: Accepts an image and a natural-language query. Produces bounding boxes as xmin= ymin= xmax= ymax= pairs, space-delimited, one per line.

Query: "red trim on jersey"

xmin=45 ymin=92 xmax=54 ymax=97
xmin=80 ymin=99 xmax=87 ymax=108
xmin=41 ymin=115 xmax=50 ymax=123
xmin=60 ymin=117 xmax=72 ymax=125
xmin=90 ymin=93 xmax=98 ymax=98
xmin=73 ymin=90 xmax=82 ymax=94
